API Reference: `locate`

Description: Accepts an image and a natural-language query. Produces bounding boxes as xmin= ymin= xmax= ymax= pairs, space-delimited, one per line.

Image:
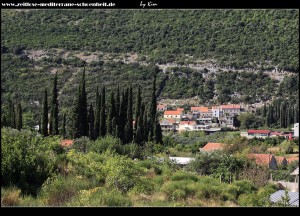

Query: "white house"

xmin=163 ymin=110 xmax=183 ymax=120
xmin=212 ymin=106 xmax=220 ymax=118
xmin=220 ymin=104 xmax=241 ymax=116
xmin=178 ymin=121 xmax=210 ymax=132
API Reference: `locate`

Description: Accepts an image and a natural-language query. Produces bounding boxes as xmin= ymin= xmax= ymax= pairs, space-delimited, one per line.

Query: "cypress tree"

xmin=115 ymin=85 xmax=121 ymax=137
xmin=41 ymin=88 xmax=48 ymax=136
xmin=280 ymin=102 xmax=286 ymax=128
xmin=125 ymin=85 xmax=133 ymax=143
xmin=134 ymin=102 xmax=145 ymax=145
xmin=94 ymin=88 xmax=100 ymax=138
xmin=61 ymin=113 xmax=66 ymax=138
xmin=107 ymin=91 xmax=115 ymax=135
xmin=154 ymin=117 xmax=163 ymax=144
xmin=262 ymin=104 xmax=267 ymax=118
xmin=135 ymin=86 xmax=142 ymax=123
xmin=143 ymin=105 xmax=149 ymax=142
xmin=38 ymin=114 xmax=41 ymax=134
xmin=99 ymin=86 xmax=106 ymax=137
xmin=72 ymin=85 xmax=81 ymax=138
xmin=7 ymin=99 xmax=15 ymax=128
xmin=1 ymin=111 xmax=8 ymax=128
xmin=49 ymin=72 xmax=59 ymax=135
xmin=294 ymin=104 xmax=299 ymax=123
xmin=88 ymin=104 xmax=95 ymax=140
xmin=149 ymin=71 xmax=157 ymax=124
xmin=15 ymin=103 xmax=22 ymax=131
xmin=119 ymin=88 xmax=128 ymax=143
xmin=80 ymin=69 xmax=88 ymax=137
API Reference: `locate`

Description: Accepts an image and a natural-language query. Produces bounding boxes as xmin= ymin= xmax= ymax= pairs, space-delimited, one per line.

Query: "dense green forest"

xmin=1 ymin=9 xmax=299 ymax=71
xmin=1 ymin=9 xmax=299 ymax=129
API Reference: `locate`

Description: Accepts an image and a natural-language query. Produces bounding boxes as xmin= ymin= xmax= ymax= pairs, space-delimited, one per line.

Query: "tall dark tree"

xmin=94 ymin=88 xmax=100 ymax=138
xmin=99 ymin=86 xmax=106 ymax=137
xmin=49 ymin=72 xmax=59 ymax=135
xmin=41 ymin=88 xmax=48 ymax=136
xmin=88 ymin=104 xmax=95 ymax=140
xmin=119 ymin=88 xmax=128 ymax=143
xmin=115 ymin=85 xmax=121 ymax=137
xmin=71 ymin=90 xmax=81 ymax=138
xmin=125 ymin=85 xmax=133 ymax=143
xmin=149 ymin=71 xmax=157 ymax=123
xmin=71 ymin=69 xmax=88 ymax=138
xmin=80 ymin=69 xmax=88 ymax=137
xmin=134 ymin=102 xmax=145 ymax=145
xmin=143 ymin=104 xmax=149 ymax=142
xmin=7 ymin=99 xmax=15 ymax=128
xmin=280 ymin=102 xmax=286 ymax=128
xmin=15 ymin=103 xmax=22 ymax=131
xmin=153 ymin=117 xmax=163 ymax=144
xmin=134 ymin=86 xmax=142 ymax=129
xmin=107 ymin=91 xmax=116 ymax=135
xmin=61 ymin=113 xmax=66 ymax=138
xmin=294 ymin=104 xmax=299 ymax=123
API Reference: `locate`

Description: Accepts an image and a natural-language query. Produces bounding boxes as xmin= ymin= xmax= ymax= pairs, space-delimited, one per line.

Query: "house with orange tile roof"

xmin=163 ymin=110 xmax=183 ymax=120
xmin=200 ymin=142 xmax=226 ymax=152
xmin=61 ymin=139 xmax=74 ymax=147
xmin=275 ymin=156 xmax=288 ymax=167
xmin=248 ymin=153 xmax=277 ymax=169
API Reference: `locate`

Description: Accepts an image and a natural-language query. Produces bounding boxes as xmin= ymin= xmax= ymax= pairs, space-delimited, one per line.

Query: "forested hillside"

xmin=1 ymin=9 xmax=299 ymax=71
xmin=1 ymin=9 xmax=299 ymax=127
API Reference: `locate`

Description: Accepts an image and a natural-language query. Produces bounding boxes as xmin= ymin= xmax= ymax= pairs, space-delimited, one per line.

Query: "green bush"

xmin=87 ymin=136 xmax=122 ymax=154
xmin=104 ymin=155 xmax=145 ymax=193
xmin=68 ymin=187 xmax=132 ymax=207
xmin=1 ymin=128 xmax=61 ymax=195
xmin=161 ymin=181 xmax=189 ymax=200
xmin=171 ymin=171 xmax=199 ymax=182
xmin=40 ymin=175 xmax=95 ymax=206
xmin=66 ymin=150 xmax=105 ymax=183
xmin=232 ymin=180 xmax=257 ymax=196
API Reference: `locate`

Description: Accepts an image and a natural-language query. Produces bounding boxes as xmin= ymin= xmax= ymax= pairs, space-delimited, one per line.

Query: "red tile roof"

xmin=61 ymin=139 xmax=74 ymax=147
xmin=221 ymin=104 xmax=241 ymax=109
xmin=176 ymin=108 xmax=184 ymax=111
xmin=191 ymin=107 xmax=210 ymax=112
xmin=248 ymin=154 xmax=274 ymax=165
xmin=179 ymin=121 xmax=196 ymax=125
xmin=202 ymin=143 xmax=225 ymax=151
xmin=248 ymin=130 xmax=271 ymax=134
xmin=164 ymin=110 xmax=182 ymax=115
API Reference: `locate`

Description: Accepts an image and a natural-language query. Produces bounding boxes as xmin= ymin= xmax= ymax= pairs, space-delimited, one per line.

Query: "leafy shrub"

xmin=40 ymin=175 xmax=94 ymax=206
xmin=66 ymin=150 xmax=105 ymax=183
xmin=232 ymin=180 xmax=257 ymax=196
xmin=104 ymin=155 xmax=145 ymax=193
xmin=171 ymin=171 xmax=199 ymax=182
xmin=161 ymin=181 xmax=189 ymax=200
xmin=1 ymin=128 xmax=61 ymax=195
xmin=88 ymin=136 xmax=122 ymax=154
